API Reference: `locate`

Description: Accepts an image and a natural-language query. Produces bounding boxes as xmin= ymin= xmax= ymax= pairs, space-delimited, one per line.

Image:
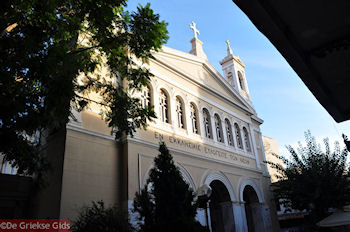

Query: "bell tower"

xmin=220 ymin=40 xmax=250 ymax=100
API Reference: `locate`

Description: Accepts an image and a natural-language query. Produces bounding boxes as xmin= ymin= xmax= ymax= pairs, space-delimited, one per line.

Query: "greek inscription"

xmin=153 ymin=132 xmax=250 ymax=166
xmin=240 ymin=158 xmax=249 ymax=164
xmin=204 ymin=147 xmax=227 ymax=159
xmin=169 ymin=136 xmax=201 ymax=151
xmin=154 ymin=132 xmax=164 ymax=141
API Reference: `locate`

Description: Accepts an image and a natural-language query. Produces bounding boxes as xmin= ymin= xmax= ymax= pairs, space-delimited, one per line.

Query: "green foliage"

xmin=0 ymin=1 xmax=168 ymax=177
xmin=133 ymin=142 xmax=207 ymax=232
xmin=72 ymin=201 xmax=133 ymax=232
xmin=267 ymin=131 xmax=350 ymax=223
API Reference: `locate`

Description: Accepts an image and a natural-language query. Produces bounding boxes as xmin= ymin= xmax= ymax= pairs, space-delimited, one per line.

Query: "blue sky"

xmin=127 ymin=0 xmax=350 ymax=155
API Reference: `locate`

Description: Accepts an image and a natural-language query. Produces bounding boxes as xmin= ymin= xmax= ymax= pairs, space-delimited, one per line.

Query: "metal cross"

xmin=190 ymin=21 xmax=200 ymax=39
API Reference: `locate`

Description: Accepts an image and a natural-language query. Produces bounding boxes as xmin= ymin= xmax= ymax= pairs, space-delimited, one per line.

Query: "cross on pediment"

xmin=190 ymin=21 xmax=200 ymax=39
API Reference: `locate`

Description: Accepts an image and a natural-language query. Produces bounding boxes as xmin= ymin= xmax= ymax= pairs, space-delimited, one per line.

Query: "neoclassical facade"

xmin=57 ymin=23 xmax=279 ymax=232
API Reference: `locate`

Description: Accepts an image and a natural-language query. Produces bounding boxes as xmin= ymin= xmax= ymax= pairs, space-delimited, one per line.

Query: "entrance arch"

xmin=209 ymin=180 xmax=235 ymax=232
xmin=243 ymin=185 xmax=264 ymax=232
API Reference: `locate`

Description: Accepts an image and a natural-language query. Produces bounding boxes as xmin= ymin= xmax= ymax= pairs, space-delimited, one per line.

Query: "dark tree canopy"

xmin=268 ymin=131 xmax=350 ymax=224
xmin=133 ymin=142 xmax=207 ymax=232
xmin=0 ymin=0 xmax=168 ymax=176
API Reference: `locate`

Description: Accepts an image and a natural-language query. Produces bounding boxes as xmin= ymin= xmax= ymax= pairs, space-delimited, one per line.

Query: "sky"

xmin=127 ymin=0 xmax=350 ymax=155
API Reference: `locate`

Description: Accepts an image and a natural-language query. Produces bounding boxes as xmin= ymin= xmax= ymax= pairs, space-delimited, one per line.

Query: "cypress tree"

xmin=134 ymin=142 xmax=206 ymax=232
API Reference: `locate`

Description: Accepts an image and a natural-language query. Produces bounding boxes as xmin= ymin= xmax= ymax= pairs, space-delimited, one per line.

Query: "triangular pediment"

xmin=150 ymin=46 xmax=256 ymax=115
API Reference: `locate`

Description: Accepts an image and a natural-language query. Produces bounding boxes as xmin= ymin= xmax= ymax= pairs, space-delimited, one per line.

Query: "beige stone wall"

xmin=59 ymin=127 xmax=120 ymax=219
xmin=262 ymin=136 xmax=284 ymax=183
xmin=81 ymin=111 xmax=112 ymax=136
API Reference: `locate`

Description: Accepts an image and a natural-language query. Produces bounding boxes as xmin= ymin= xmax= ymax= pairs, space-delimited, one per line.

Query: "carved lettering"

xmin=154 ymin=132 xmax=164 ymax=141
xmin=153 ymin=132 xmax=250 ymax=166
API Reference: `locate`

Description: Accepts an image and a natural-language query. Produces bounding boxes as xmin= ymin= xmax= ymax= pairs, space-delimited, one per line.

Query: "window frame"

xmin=190 ymin=103 xmax=199 ymax=134
xmin=225 ymin=119 xmax=234 ymax=147
xmin=214 ymin=114 xmax=224 ymax=143
xmin=159 ymin=89 xmax=170 ymax=123
xmin=175 ymin=96 xmax=185 ymax=129
xmin=203 ymin=108 xmax=212 ymax=139
xmin=234 ymin=123 xmax=243 ymax=149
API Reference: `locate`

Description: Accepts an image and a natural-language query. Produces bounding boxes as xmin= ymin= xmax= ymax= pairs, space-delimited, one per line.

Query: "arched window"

xmin=238 ymin=71 xmax=245 ymax=91
xmin=227 ymin=72 xmax=233 ymax=85
xmin=190 ymin=103 xmax=199 ymax=134
xmin=234 ymin=123 xmax=243 ymax=149
xmin=225 ymin=119 xmax=234 ymax=146
xmin=203 ymin=108 xmax=212 ymax=139
xmin=214 ymin=114 xmax=224 ymax=143
xmin=243 ymin=127 xmax=252 ymax=152
xmin=176 ymin=97 xmax=185 ymax=129
xmin=159 ymin=89 xmax=169 ymax=123
xmin=141 ymin=85 xmax=151 ymax=108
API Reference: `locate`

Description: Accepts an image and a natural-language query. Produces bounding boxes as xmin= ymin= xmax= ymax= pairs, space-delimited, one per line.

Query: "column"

xmin=232 ymin=201 xmax=248 ymax=232
xmin=240 ymin=125 xmax=247 ymax=152
xmin=199 ymin=110 xmax=206 ymax=139
xmin=222 ymin=120 xmax=229 ymax=146
xmin=185 ymin=101 xmax=192 ymax=135
xmin=210 ymin=115 xmax=217 ymax=142
xmin=153 ymin=89 xmax=160 ymax=124
xmin=232 ymin=122 xmax=238 ymax=150
xmin=170 ymin=95 xmax=176 ymax=126
xmin=250 ymin=125 xmax=261 ymax=170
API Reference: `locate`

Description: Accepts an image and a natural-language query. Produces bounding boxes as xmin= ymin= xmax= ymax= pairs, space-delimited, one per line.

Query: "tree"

xmin=133 ymin=142 xmax=207 ymax=232
xmin=268 ymin=131 xmax=350 ymax=225
xmin=72 ymin=201 xmax=133 ymax=232
xmin=0 ymin=1 xmax=168 ymax=178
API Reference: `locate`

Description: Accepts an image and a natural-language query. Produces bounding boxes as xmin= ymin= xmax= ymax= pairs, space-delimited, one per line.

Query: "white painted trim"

xmin=202 ymin=171 xmax=237 ymax=202
xmin=128 ymin=137 xmax=263 ymax=174
xmin=67 ymin=123 xmax=115 ymax=141
xmin=238 ymin=178 xmax=264 ymax=203
xmin=141 ymin=162 xmax=154 ymax=189
xmin=249 ymin=125 xmax=261 ymax=170
xmin=251 ymin=115 xmax=264 ymax=124
xmin=177 ymin=163 xmax=197 ymax=190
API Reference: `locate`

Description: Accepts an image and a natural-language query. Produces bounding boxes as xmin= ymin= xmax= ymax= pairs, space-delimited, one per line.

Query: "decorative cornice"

xmin=152 ymin=54 xmax=256 ymax=116
xmin=251 ymin=115 xmax=264 ymax=124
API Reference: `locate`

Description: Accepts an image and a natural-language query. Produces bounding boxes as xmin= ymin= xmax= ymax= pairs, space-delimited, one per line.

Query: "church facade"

xmin=57 ymin=23 xmax=280 ymax=231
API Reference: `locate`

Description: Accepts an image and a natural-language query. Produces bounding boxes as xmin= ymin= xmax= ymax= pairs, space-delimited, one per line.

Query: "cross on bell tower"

xmin=226 ymin=40 xmax=233 ymax=55
xmin=188 ymin=21 xmax=207 ymax=59
xmin=220 ymin=39 xmax=251 ymax=101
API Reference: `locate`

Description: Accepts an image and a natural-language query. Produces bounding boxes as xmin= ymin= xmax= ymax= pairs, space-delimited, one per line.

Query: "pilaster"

xmin=250 ymin=125 xmax=261 ymax=170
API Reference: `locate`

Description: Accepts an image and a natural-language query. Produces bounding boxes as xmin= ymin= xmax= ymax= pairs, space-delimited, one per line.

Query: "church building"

xmin=55 ymin=22 xmax=280 ymax=231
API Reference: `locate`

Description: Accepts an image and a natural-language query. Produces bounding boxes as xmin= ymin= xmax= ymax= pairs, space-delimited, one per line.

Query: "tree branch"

xmin=75 ymin=94 xmax=108 ymax=107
